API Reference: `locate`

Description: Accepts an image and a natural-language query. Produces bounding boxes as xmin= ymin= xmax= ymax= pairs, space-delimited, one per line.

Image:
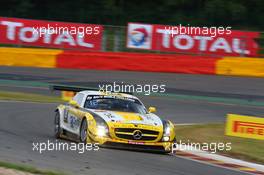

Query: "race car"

xmin=54 ymin=87 xmax=176 ymax=153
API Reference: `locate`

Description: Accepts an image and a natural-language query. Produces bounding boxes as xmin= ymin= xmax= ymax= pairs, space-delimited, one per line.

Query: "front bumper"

xmin=102 ymin=142 xmax=171 ymax=153
xmin=90 ymin=135 xmax=174 ymax=153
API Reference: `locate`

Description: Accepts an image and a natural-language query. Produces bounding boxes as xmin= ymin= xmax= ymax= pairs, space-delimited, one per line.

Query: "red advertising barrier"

xmin=57 ymin=51 xmax=219 ymax=74
xmin=127 ymin=23 xmax=260 ymax=57
xmin=0 ymin=17 xmax=103 ymax=50
xmin=2 ymin=47 xmax=264 ymax=77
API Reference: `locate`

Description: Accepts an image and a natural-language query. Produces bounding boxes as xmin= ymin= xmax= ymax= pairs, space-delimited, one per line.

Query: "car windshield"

xmin=84 ymin=95 xmax=147 ymax=114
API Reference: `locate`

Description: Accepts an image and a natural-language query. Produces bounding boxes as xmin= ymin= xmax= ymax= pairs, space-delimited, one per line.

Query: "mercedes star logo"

xmin=133 ymin=130 xmax=142 ymax=140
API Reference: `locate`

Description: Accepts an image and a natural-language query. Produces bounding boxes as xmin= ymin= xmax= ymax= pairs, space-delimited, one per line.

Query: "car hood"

xmin=90 ymin=109 xmax=163 ymax=127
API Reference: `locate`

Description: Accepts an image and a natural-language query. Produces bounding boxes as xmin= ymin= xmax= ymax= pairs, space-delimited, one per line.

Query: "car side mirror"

xmin=69 ymin=100 xmax=79 ymax=108
xmin=148 ymin=106 xmax=156 ymax=113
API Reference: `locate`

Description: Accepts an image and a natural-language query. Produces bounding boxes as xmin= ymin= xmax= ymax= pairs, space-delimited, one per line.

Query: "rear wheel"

xmin=80 ymin=119 xmax=88 ymax=143
xmin=54 ymin=111 xmax=61 ymax=138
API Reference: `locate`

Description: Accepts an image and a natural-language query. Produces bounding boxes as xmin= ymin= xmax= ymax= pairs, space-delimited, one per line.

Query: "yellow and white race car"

xmin=54 ymin=87 xmax=176 ymax=153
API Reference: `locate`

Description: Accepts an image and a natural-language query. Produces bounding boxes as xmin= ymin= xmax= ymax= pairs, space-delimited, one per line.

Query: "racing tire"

xmin=79 ymin=119 xmax=88 ymax=143
xmin=54 ymin=111 xmax=61 ymax=138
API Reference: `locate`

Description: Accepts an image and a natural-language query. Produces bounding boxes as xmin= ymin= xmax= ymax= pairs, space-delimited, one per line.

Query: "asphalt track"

xmin=1 ymin=66 xmax=264 ymax=123
xmin=0 ymin=101 xmax=251 ymax=175
xmin=0 ymin=66 xmax=263 ymax=175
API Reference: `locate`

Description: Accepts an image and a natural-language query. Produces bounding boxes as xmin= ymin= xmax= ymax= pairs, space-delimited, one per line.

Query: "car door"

xmin=63 ymin=93 xmax=85 ymax=135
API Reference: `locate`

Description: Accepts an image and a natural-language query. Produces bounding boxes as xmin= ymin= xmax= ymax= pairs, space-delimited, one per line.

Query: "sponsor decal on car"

xmin=128 ymin=140 xmax=145 ymax=145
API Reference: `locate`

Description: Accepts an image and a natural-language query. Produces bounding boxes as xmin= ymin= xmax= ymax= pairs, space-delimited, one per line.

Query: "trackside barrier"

xmin=61 ymin=91 xmax=75 ymax=101
xmin=226 ymin=114 xmax=264 ymax=140
xmin=56 ymin=51 xmax=219 ymax=74
xmin=0 ymin=47 xmax=264 ymax=77
xmin=0 ymin=47 xmax=62 ymax=68
xmin=216 ymin=57 xmax=264 ymax=77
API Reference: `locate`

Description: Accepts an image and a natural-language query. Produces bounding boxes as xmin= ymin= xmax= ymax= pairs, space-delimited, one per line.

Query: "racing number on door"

xmin=63 ymin=108 xmax=69 ymax=123
xmin=64 ymin=107 xmax=81 ymax=130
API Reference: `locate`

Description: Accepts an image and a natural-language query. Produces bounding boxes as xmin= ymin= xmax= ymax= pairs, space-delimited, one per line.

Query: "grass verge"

xmin=175 ymin=123 xmax=264 ymax=164
xmin=0 ymin=90 xmax=63 ymax=103
xmin=0 ymin=161 xmax=65 ymax=175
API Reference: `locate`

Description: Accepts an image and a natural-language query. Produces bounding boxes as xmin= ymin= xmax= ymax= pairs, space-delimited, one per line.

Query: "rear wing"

xmin=50 ymin=84 xmax=134 ymax=101
xmin=50 ymin=84 xmax=97 ymax=92
xmin=49 ymin=84 xmax=133 ymax=95
xmin=50 ymin=84 xmax=99 ymax=101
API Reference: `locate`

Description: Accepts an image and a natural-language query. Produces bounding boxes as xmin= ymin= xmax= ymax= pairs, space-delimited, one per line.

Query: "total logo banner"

xmin=0 ymin=17 xmax=103 ymax=50
xmin=126 ymin=22 xmax=260 ymax=56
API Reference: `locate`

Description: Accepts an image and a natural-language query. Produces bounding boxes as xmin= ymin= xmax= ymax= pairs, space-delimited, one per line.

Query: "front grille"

xmin=115 ymin=134 xmax=157 ymax=140
xmin=114 ymin=128 xmax=159 ymax=141
xmin=115 ymin=128 xmax=159 ymax=135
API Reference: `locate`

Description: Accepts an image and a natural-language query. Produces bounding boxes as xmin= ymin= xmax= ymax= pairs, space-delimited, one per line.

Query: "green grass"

xmin=0 ymin=90 xmax=63 ymax=103
xmin=0 ymin=161 xmax=65 ymax=175
xmin=175 ymin=123 xmax=264 ymax=164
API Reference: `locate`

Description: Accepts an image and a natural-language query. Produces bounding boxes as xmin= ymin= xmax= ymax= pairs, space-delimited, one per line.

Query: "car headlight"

xmin=162 ymin=120 xmax=171 ymax=142
xmin=96 ymin=124 xmax=109 ymax=137
xmin=93 ymin=114 xmax=109 ymax=137
xmin=163 ymin=136 xmax=170 ymax=142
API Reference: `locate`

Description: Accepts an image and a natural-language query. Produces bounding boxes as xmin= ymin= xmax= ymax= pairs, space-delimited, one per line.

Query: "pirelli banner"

xmin=0 ymin=17 xmax=103 ymax=50
xmin=225 ymin=114 xmax=264 ymax=140
xmin=126 ymin=23 xmax=260 ymax=56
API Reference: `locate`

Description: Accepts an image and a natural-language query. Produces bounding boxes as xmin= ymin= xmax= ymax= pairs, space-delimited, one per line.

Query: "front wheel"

xmin=80 ymin=119 xmax=88 ymax=143
xmin=54 ymin=111 xmax=61 ymax=138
